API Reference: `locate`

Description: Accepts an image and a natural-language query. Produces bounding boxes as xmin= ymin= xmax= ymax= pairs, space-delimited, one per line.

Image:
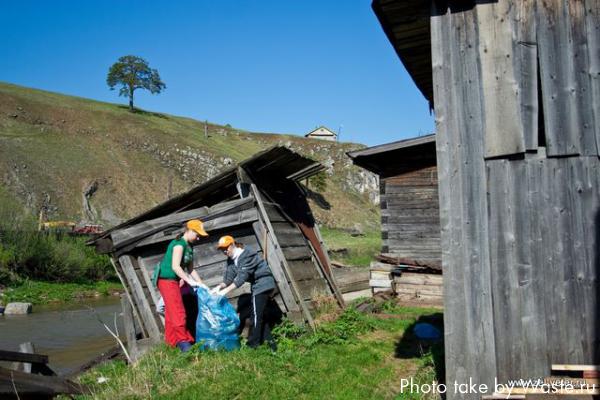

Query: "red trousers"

xmin=157 ymin=279 xmax=194 ymax=347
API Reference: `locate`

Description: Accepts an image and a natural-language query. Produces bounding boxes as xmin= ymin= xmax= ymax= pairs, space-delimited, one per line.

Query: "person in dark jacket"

xmin=213 ymin=235 xmax=276 ymax=349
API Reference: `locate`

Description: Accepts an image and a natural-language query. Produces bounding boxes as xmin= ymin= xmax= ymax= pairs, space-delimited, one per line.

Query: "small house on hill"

xmin=91 ymin=147 xmax=343 ymax=357
xmin=348 ymin=134 xmax=440 ymax=268
xmin=304 ymin=126 xmax=337 ymax=141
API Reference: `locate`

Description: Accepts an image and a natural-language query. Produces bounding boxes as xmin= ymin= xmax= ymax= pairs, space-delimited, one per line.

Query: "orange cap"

xmin=216 ymin=235 xmax=235 ymax=249
xmin=186 ymin=219 xmax=208 ymax=237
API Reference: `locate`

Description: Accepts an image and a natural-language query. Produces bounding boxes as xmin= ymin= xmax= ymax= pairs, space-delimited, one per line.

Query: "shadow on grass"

xmin=394 ymin=312 xmax=445 ymax=385
xmin=117 ymin=105 xmax=169 ymax=119
xmin=305 ymin=187 xmax=331 ymax=210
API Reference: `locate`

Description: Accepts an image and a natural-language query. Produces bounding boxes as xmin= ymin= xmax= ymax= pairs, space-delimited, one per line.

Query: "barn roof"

xmin=94 ymin=146 xmax=324 ymax=240
xmin=305 ymin=126 xmax=337 ymax=138
xmin=347 ymin=133 xmax=436 ymax=178
xmin=372 ymin=0 xmax=433 ymax=106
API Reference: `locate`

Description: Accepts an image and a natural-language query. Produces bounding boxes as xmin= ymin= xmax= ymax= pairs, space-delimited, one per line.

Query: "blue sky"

xmin=0 ymin=0 xmax=434 ymax=146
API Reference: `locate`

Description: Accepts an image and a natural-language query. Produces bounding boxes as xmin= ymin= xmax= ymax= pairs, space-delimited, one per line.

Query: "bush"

xmin=0 ymin=217 xmax=113 ymax=285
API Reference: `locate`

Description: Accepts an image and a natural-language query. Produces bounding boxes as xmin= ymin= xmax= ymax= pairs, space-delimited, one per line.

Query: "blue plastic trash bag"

xmin=413 ymin=323 xmax=442 ymax=340
xmin=195 ymin=287 xmax=240 ymax=351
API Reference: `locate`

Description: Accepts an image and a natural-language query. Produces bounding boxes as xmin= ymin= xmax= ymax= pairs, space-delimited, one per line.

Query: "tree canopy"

xmin=107 ymin=55 xmax=166 ymax=111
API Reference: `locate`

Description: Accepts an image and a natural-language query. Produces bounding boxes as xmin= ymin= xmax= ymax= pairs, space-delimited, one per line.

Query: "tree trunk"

xmin=129 ymin=87 xmax=134 ymax=112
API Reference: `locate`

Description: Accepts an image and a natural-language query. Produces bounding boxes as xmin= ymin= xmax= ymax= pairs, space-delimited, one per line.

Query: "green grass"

xmin=0 ymin=81 xmax=377 ymax=232
xmin=0 ymin=280 xmax=122 ymax=305
xmin=321 ymin=226 xmax=381 ymax=266
xmin=76 ymin=304 xmax=444 ymax=400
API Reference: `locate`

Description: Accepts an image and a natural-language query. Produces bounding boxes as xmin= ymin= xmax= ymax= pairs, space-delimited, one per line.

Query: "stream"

xmin=0 ymin=296 xmax=124 ymax=375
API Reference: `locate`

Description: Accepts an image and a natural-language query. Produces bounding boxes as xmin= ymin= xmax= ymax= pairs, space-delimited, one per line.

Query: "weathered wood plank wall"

xmin=431 ymin=1 xmax=600 ymax=398
xmin=381 ymin=165 xmax=441 ymax=265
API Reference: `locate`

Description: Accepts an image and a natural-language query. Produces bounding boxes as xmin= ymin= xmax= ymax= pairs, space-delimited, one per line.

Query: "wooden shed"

xmin=348 ymin=134 xmax=440 ymax=268
xmin=91 ymin=146 xmax=342 ymax=355
xmin=373 ymin=0 xmax=600 ymax=396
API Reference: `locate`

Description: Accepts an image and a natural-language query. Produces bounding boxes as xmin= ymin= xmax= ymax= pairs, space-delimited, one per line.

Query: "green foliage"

xmin=0 ymin=217 xmax=114 ymax=286
xmin=107 ymin=55 xmax=166 ymax=111
xmin=308 ymin=171 xmax=328 ymax=192
xmin=320 ymin=226 xmax=381 ymax=267
xmin=80 ymin=305 xmax=443 ymax=400
xmin=305 ymin=307 xmax=375 ymax=346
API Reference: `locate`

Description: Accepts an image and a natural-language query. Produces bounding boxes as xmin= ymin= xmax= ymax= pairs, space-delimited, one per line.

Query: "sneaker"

xmin=176 ymin=341 xmax=193 ymax=352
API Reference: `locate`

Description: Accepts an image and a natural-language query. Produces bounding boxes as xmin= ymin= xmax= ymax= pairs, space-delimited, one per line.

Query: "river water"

xmin=0 ymin=296 xmax=124 ymax=375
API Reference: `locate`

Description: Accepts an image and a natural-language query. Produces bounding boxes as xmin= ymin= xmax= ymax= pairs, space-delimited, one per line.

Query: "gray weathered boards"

xmin=348 ymin=134 xmax=441 ymax=267
xmin=373 ymin=0 xmax=600 ymax=399
xmin=90 ymin=147 xmax=342 ymax=357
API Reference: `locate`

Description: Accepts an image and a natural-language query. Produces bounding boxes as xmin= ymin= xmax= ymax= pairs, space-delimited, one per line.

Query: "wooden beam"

xmin=0 ymin=350 xmax=48 ymax=365
xmin=0 ymin=367 xmax=86 ymax=398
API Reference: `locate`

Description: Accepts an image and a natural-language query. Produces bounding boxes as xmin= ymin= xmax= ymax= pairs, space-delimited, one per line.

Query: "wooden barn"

xmin=91 ymin=146 xmax=342 ymax=357
xmin=348 ymin=134 xmax=442 ymax=304
xmin=347 ymin=134 xmax=440 ymax=268
xmin=373 ymin=0 xmax=600 ymax=396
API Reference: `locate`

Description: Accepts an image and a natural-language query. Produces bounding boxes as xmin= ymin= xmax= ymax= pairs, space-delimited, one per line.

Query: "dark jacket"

xmin=223 ymin=247 xmax=276 ymax=295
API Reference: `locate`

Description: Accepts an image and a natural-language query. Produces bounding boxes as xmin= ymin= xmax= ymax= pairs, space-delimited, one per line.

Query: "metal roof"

xmin=347 ymin=134 xmax=436 ymax=178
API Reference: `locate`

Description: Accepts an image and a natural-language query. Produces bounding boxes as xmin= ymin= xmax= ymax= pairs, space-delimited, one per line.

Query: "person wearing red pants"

xmin=156 ymin=219 xmax=209 ymax=352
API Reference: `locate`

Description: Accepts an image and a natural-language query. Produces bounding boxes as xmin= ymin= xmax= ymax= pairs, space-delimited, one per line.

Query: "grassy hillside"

xmin=0 ymin=82 xmax=379 ymax=231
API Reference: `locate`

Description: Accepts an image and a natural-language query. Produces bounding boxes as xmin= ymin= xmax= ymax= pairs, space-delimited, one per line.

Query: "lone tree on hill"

xmin=107 ymin=55 xmax=166 ymax=111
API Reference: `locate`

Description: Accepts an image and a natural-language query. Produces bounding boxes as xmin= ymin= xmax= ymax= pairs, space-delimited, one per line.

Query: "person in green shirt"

xmin=157 ymin=219 xmax=209 ymax=352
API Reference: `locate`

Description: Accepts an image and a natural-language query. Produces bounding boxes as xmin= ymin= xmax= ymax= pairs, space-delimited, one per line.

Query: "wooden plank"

xmin=0 ymin=366 xmax=85 ymax=397
xmin=136 ymin=256 xmax=161 ymax=314
xmin=251 ymin=219 xmax=298 ymax=315
xmin=110 ymin=258 xmax=145 ymax=339
xmin=132 ymin=208 xmax=258 ymax=249
xmin=0 ymin=349 xmax=48 ymax=365
xmin=111 ymin=197 xmax=252 ymax=247
xmin=369 ymin=279 xmax=393 ymax=288
xmin=121 ymin=294 xmax=139 ymax=362
xmin=118 ymin=255 xmax=162 ymax=340
xmin=514 ymin=0 xmax=539 ymax=151
xmin=431 ymin=4 xmax=497 ymax=394
xmin=487 ymin=159 xmax=521 ymax=380
xmin=281 ymin=246 xmax=312 ymax=261
xmin=250 ymin=185 xmax=314 ymax=328
xmin=395 ymin=286 xmax=443 ymax=298
xmin=285 ymin=259 xmax=324 ymax=282
xmin=552 ymin=365 xmax=600 ymax=372
xmin=537 ymin=0 xmax=597 ymax=156
xmin=586 ymin=0 xmax=600 ymax=156
xmin=308 ymin=221 xmax=345 ymax=306
xmin=476 ymin=2 xmax=526 ymax=157
xmin=394 ymin=273 xmax=443 ymax=286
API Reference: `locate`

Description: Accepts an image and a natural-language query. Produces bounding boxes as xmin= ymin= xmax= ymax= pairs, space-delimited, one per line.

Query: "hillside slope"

xmin=0 ymin=82 xmax=379 ymax=231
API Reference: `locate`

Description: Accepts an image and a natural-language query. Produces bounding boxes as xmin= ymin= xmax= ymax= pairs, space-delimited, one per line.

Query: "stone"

xmin=4 ymin=302 xmax=33 ymax=315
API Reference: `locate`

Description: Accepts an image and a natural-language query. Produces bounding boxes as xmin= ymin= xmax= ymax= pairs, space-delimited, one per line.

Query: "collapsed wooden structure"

xmin=92 ymin=147 xmax=342 ymax=355
xmin=374 ymin=0 xmax=600 ymax=397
